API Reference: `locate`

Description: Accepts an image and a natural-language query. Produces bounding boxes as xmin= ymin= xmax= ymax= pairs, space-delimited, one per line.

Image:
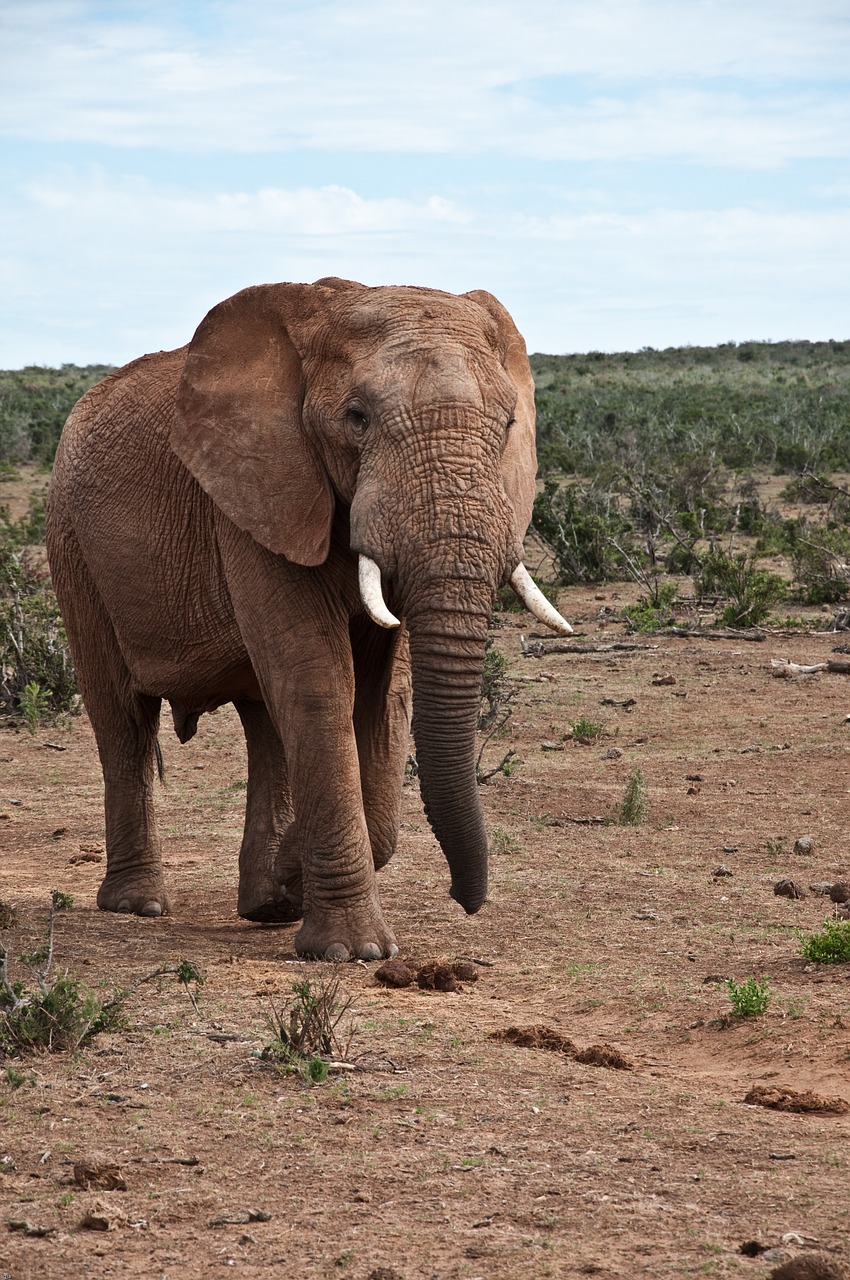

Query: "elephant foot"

xmin=239 ymin=895 xmax=303 ymax=924
xmin=295 ymin=902 xmax=398 ymax=963
xmin=98 ymin=871 xmax=171 ymax=918
xmin=238 ymin=867 xmax=303 ymax=923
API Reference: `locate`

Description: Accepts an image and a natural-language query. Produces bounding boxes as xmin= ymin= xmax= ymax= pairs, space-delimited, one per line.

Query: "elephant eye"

xmin=346 ymin=406 xmax=369 ymax=435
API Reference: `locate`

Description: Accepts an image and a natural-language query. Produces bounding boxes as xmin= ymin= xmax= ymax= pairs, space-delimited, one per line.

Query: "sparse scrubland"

xmin=2 ymin=341 xmax=850 ymax=1277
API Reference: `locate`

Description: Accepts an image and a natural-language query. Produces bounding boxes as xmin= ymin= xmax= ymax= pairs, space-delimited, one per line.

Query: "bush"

xmin=618 ymin=768 xmax=648 ymax=825
xmin=799 ymin=918 xmax=850 ymax=964
xmin=726 ymin=976 xmax=771 ymax=1018
xmin=1 ymin=891 xmax=126 ymax=1055
xmin=790 ymin=532 xmax=850 ymax=605
xmin=620 ymin=583 xmax=679 ymax=632
xmin=696 ymin=550 xmax=786 ymax=627
xmin=0 ymin=510 xmax=78 ymax=726
xmin=532 ymin=478 xmax=638 ymax=585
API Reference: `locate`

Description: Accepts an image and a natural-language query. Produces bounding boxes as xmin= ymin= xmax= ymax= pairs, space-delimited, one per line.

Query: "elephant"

xmin=45 ymin=277 xmax=571 ymax=961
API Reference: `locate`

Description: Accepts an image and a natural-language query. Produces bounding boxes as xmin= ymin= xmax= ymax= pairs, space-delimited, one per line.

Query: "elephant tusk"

xmin=510 ymin=563 xmax=573 ymax=634
xmin=358 ymin=555 xmax=401 ymax=629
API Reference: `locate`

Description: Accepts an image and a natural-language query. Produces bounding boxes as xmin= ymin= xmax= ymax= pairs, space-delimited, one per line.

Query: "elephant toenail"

xmin=358 ymin=942 xmax=382 ymax=962
xmin=324 ymin=943 xmax=350 ymax=963
xmin=116 ymin=900 xmax=131 ymax=913
xmin=140 ymin=901 xmax=163 ymax=917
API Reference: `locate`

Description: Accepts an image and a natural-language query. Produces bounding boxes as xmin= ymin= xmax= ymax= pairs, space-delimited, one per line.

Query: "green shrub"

xmin=697 ymin=550 xmax=786 ymax=627
xmin=1 ymin=891 xmax=126 ymax=1055
xmin=0 ymin=516 xmax=78 ymax=725
xmin=799 ymin=918 xmax=850 ymax=964
xmin=571 ymin=716 xmax=605 ymax=744
xmin=790 ymin=532 xmax=850 ymax=605
xmin=532 ymin=478 xmax=637 ymax=585
xmin=726 ymin=976 xmax=771 ymax=1018
xmin=620 ymin=583 xmax=679 ymax=632
xmin=261 ymin=978 xmax=357 ymax=1083
xmin=618 ymin=768 xmax=648 ymax=825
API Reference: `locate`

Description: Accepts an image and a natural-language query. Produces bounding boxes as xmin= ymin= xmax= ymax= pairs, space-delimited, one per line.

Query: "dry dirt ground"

xmin=2 ymin=486 xmax=850 ymax=1277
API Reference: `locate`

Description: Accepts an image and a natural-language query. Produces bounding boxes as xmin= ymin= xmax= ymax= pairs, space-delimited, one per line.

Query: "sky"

xmin=1 ymin=0 xmax=849 ymax=366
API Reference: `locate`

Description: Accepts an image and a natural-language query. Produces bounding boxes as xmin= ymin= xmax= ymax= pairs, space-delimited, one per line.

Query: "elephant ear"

xmin=172 ymin=283 xmax=334 ymax=566
xmin=463 ymin=290 xmax=538 ymax=536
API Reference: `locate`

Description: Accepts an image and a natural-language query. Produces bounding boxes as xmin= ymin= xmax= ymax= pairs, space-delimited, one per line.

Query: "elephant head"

xmin=171 ymin=278 xmax=570 ymax=915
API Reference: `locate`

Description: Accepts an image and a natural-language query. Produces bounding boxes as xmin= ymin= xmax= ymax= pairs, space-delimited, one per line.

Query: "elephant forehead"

xmin=335 ymin=286 xmax=496 ymax=345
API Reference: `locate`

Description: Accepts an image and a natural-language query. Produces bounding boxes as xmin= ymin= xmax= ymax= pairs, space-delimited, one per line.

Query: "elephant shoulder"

xmin=61 ymin=346 xmax=189 ymax=453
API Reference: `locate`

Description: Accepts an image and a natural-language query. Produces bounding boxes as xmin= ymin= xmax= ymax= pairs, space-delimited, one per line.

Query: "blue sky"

xmin=1 ymin=0 xmax=849 ymax=366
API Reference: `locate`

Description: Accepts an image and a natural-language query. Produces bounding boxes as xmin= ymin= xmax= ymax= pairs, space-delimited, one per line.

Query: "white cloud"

xmin=24 ymin=173 xmax=471 ymax=235
xmin=1 ymin=1 xmax=849 ymax=164
xmin=1 ymin=2 xmax=848 ymax=363
xmin=2 ymin=170 xmax=848 ymax=365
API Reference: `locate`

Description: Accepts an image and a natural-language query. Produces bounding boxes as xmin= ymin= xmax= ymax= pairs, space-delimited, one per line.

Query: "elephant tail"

xmin=154 ymin=737 xmax=165 ymax=784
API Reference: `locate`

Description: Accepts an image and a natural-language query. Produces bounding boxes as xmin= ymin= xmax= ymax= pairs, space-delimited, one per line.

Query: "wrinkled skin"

xmin=46 ymin=278 xmax=542 ymax=960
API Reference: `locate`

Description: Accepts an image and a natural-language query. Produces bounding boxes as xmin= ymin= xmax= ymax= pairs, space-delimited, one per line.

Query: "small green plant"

xmin=764 ymin=836 xmax=789 ymax=859
xmin=571 ymin=715 xmax=605 ymax=744
xmin=726 ymin=976 xmax=771 ymax=1018
xmin=799 ymin=918 xmax=850 ymax=964
xmin=490 ymin=825 xmax=521 ymax=855
xmin=697 ymin=549 xmax=786 ymax=628
xmin=19 ymin=679 xmax=52 ymax=733
xmin=1 ymin=890 xmax=126 ymax=1055
xmin=261 ymin=977 xmax=357 ymax=1082
xmin=618 ymin=768 xmax=648 ymax=825
xmin=620 ymin=583 xmax=679 ymax=633
xmin=4 ymin=1064 xmax=36 ymax=1088
xmin=139 ymin=958 xmax=205 ymax=1014
xmin=479 ymin=645 xmax=512 ymax=730
xmin=1 ymin=520 xmax=78 ymax=726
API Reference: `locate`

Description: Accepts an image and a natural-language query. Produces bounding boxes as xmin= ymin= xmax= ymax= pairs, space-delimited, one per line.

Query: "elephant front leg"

xmin=284 ymin=710 xmax=399 ymax=961
xmin=233 ymin=698 xmax=302 ymax=922
xmin=223 ymin=539 xmax=398 ymax=960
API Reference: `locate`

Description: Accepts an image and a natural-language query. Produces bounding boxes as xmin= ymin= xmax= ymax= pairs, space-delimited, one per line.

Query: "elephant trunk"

xmin=350 ymin=411 xmax=520 ymax=912
xmin=404 ymin=599 xmax=493 ymax=914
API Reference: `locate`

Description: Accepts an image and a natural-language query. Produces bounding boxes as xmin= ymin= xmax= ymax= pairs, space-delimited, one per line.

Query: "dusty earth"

xmin=2 ymin=471 xmax=850 ymax=1278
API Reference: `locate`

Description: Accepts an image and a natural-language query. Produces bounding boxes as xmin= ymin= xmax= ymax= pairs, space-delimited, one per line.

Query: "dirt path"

xmin=2 ymin=593 xmax=850 ymax=1278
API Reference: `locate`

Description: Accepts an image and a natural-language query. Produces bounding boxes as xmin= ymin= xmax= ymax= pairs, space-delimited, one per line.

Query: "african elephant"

xmin=46 ymin=278 xmax=570 ymax=960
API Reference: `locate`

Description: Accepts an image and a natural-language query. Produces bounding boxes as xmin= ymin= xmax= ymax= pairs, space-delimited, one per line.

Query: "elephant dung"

xmin=374 ymin=960 xmax=416 ymax=988
xmin=73 ymin=1154 xmax=127 ymax=1191
xmin=416 ymin=961 xmax=458 ymax=992
xmin=79 ymin=1197 xmax=128 ymax=1232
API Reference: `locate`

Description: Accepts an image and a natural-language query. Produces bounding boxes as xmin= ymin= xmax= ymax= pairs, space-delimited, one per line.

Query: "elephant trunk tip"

xmin=449 ymin=878 xmax=488 ymax=915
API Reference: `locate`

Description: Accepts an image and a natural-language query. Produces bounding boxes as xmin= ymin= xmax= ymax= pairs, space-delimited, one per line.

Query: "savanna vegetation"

xmin=1 ymin=340 xmax=849 ymax=730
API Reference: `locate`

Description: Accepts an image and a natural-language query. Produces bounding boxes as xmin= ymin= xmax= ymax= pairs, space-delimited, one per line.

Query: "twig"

xmin=0 ymin=943 xmax=25 ymax=1014
xmin=771 ymin=657 xmax=850 ymax=678
xmin=521 ymin=636 xmax=657 ymax=656
xmin=545 ymin=815 xmax=608 ymax=826
xmin=477 ymin=748 xmax=517 ymax=784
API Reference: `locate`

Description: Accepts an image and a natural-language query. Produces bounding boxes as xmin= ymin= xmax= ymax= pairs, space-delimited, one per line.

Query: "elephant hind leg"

xmin=49 ymin=527 xmax=170 ymax=917
xmin=233 ymin=698 xmax=302 ymax=922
